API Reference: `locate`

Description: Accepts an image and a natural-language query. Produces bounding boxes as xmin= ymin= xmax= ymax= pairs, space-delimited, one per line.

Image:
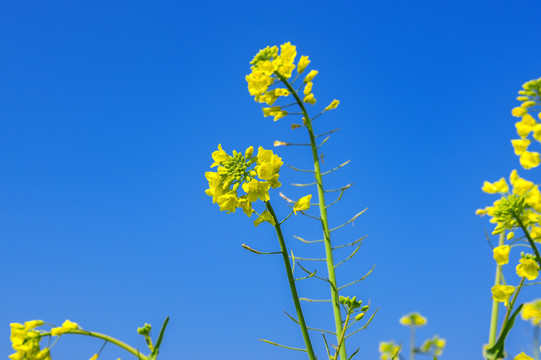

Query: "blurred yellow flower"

xmin=513 ymin=353 xmax=534 ymax=360
xmin=51 ymin=320 xmax=79 ymax=336
xmin=482 ymin=178 xmax=509 ymax=194
xmin=511 ymin=139 xmax=531 ymax=156
xmin=297 ymin=55 xmax=310 ymax=74
xmin=325 ymin=99 xmax=340 ymax=111
xmin=516 ymin=258 xmax=540 ymax=280
xmin=521 ymin=299 xmax=541 ymax=326
xmin=492 ymin=284 xmax=515 ymax=306
xmin=493 ymin=245 xmax=511 ymax=265
xmin=399 ymin=312 xmax=427 ymax=326
xmin=519 ymin=151 xmax=541 ymax=170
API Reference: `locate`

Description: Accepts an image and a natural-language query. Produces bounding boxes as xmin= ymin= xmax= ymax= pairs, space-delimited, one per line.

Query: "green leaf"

xmin=485 ymin=304 xmax=523 ymax=360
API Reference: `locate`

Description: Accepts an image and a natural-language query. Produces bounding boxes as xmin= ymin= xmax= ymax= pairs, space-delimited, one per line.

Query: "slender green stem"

xmin=266 ymin=201 xmax=316 ymax=360
xmin=516 ymin=218 xmax=541 ymax=268
xmin=409 ymin=326 xmax=416 ymax=360
xmin=499 ymin=277 xmax=526 ymax=337
xmin=41 ymin=330 xmax=147 ymax=360
xmin=276 ymin=72 xmax=347 ymax=360
xmin=333 ymin=311 xmax=352 ymax=360
xmin=488 ymin=233 xmax=505 ymax=347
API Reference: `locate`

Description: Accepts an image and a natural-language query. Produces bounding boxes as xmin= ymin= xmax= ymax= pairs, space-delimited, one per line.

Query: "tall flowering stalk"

xmin=477 ymin=78 xmax=541 ymax=360
xmin=243 ymin=43 xmax=375 ymax=360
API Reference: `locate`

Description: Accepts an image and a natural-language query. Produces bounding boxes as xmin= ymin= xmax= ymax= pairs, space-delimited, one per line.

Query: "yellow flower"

xmin=399 ymin=312 xmax=427 ymax=326
xmin=297 ymin=55 xmax=310 ymax=74
xmin=512 ymin=107 xmax=528 ymax=117
xmin=531 ymin=226 xmax=541 ymax=242
xmin=325 ymin=99 xmax=340 ymax=111
xmin=262 ymin=106 xmax=287 ymax=121
xmin=216 ymin=192 xmax=239 ymax=213
xmin=510 ymin=170 xmax=534 ymax=195
xmin=256 ymin=146 xmax=283 ymax=186
xmin=246 ymin=70 xmax=274 ymax=99
xmin=303 ymin=93 xmax=316 ymax=105
xmin=520 ymin=151 xmax=541 ymax=169
xmin=524 ymin=186 xmax=541 ymax=212
xmin=236 ymin=195 xmax=253 ymax=217
xmin=304 ymin=70 xmax=318 ymax=83
xmin=293 ymin=194 xmax=312 ymax=214
xmin=482 ymin=178 xmax=509 ymax=194
xmin=516 ymin=114 xmax=537 ymax=138
xmin=512 ymin=139 xmax=531 ymax=156
xmin=253 ymin=210 xmax=276 ymax=227
xmin=493 ymin=245 xmax=511 ymax=265
xmin=89 ymin=354 xmax=99 ymax=360
xmin=211 ymin=144 xmax=230 ymax=168
xmin=521 ymin=299 xmax=541 ymax=326
xmin=516 ymin=258 xmax=540 ymax=280
xmin=492 ymin=284 xmax=515 ymax=306
xmin=379 ymin=341 xmax=401 ymax=360
xmin=51 ymin=320 xmax=79 ymax=336
xmin=533 ymin=124 xmax=541 ymax=142
xmin=514 ymin=353 xmax=534 ymax=360
xmin=303 ymin=81 xmax=313 ymax=95
xmin=242 ymin=179 xmax=270 ymax=203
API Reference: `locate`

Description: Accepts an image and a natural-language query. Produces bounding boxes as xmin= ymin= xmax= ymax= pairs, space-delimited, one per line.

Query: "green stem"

xmin=333 ymin=311 xmax=351 ymax=360
xmin=488 ymin=233 xmax=505 ymax=347
xmin=276 ymin=72 xmax=347 ymax=360
xmin=266 ymin=201 xmax=317 ymax=360
xmin=499 ymin=277 xmax=526 ymax=337
xmin=516 ymin=217 xmax=541 ymax=268
xmin=534 ymin=326 xmax=540 ymax=360
xmin=410 ymin=326 xmax=416 ymax=360
xmin=42 ymin=330 xmax=147 ymax=360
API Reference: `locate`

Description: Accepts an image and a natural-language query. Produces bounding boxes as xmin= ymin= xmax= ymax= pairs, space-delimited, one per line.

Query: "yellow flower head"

xmin=510 ymin=170 xmax=534 ymax=195
xmin=379 ymin=341 xmax=401 ymax=360
xmin=512 ymin=107 xmax=528 ymax=117
xmin=515 ymin=114 xmax=537 ymax=139
xmin=516 ymin=257 xmax=540 ymax=280
xmin=519 ymin=151 xmax=541 ymax=170
xmin=482 ymin=178 xmax=509 ymax=194
xmin=297 ymin=55 xmax=310 ymax=74
xmin=325 ymin=99 xmax=340 ymax=111
xmin=521 ymin=299 xmax=541 ymax=326
xmin=293 ymin=194 xmax=312 ymax=214
xmin=493 ymin=245 xmax=511 ymax=265
xmin=303 ymin=93 xmax=317 ymax=105
xmin=304 ymin=70 xmax=318 ymax=83
xmin=512 ymin=139 xmax=531 ymax=156
xmin=399 ymin=312 xmax=427 ymax=327
xmin=206 ymin=145 xmax=282 ymax=215
xmin=51 ymin=320 xmax=79 ymax=336
xmin=492 ymin=284 xmax=515 ymax=306
xmin=253 ymin=210 xmax=276 ymax=227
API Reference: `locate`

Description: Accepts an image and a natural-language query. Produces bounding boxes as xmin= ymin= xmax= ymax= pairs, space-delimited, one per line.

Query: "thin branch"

xmin=297 ymin=262 xmax=331 ymax=283
xmin=317 ymin=135 xmax=330 ymax=149
xmin=321 ymin=160 xmax=351 ymax=176
xmin=294 ymin=269 xmax=317 ymax=281
xmin=286 ymin=164 xmax=316 ymax=173
xmin=324 ymin=183 xmax=355 ymax=193
xmin=332 ymin=236 xmax=367 ymax=250
xmin=291 ymin=181 xmax=318 ymax=187
xmin=322 ymin=333 xmax=332 ymax=360
xmin=325 ymin=183 xmax=353 ymax=209
xmin=300 ymin=211 xmax=322 ymax=221
xmin=283 ymin=311 xmax=337 ymax=335
xmin=315 ymin=128 xmax=341 ymax=138
xmin=330 ymin=208 xmax=368 ymax=232
xmin=258 ymin=339 xmax=307 ymax=352
xmin=334 ymin=244 xmax=361 ymax=268
xmin=241 ymin=243 xmax=283 ymax=255
xmin=290 ymin=255 xmax=326 ymax=261
xmin=345 ymin=308 xmax=379 ymax=339
xmin=299 ymin=298 xmax=332 ymax=302
xmin=293 ymin=235 xmax=324 ymax=244
xmin=338 ymin=265 xmax=376 ymax=290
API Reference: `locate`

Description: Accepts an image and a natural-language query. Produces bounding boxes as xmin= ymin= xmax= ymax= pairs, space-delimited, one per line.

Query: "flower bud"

xmin=355 ymin=313 xmax=365 ymax=321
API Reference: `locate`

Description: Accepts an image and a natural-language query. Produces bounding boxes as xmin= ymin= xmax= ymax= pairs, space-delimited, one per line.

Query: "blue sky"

xmin=2 ymin=1 xmax=541 ymax=359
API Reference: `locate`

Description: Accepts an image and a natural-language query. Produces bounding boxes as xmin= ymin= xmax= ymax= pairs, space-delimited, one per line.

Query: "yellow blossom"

xmin=304 ymin=82 xmax=313 ymax=95
xmin=304 ymin=70 xmax=318 ymax=83
xmin=493 ymin=245 xmax=511 ymax=265
xmin=510 ymin=170 xmax=535 ymax=195
xmin=531 ymin=226 xmax=541 ymax=242
xmin=521 ymin=299 xmax=541 ymax=326
xmin=512 ymin=139 xmax=531 ymax=156
xmin=51 ymin=320 xmax=79 ymax=336
xmin=482 ymin=178 xmax=509 ymax=194
xmin=516 ymin=258 xmax=540 ymax=280
xmin=293 ymin=194 xmax=312 ymax=214
xmin=512 ymin=107 xmax=528 ymax=117
xmin=399 ymin=312 xmax=427 ymax=326
xmin=516 ymin=114 xmax=537 ymax=138
xmin=520 ymin=151 xmax=541 ymax=169
xmin=242 ymin=179 xmax=270 ymax=203
xmin=303 ymin=93 xmax=316 ymax=105
xmin=492 ymin=284 xmax=515 ymax=306
xmin=379 ymin=341 xmax=401 ymax=360
xmin=533 ymin=124 xmax=541 ymax=142
xmin=297 ymin=55 xmax=310 ymax=74
xmin=253 ymin=210 xmax=276 ymax=227
xmin=89 ymin=354 xmax=99 ymax=360
xmin=325 ymin=99 xmax=340 ymax=111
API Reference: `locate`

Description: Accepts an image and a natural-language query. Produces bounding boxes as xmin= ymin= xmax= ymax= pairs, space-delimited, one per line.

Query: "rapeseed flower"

xmin=514 ymin=353 xmax=534 ymax=360
xmin=521 ymin=299 xmax=541 ymax=326
xmin=399 ymin=312 xmax=427 ymax=326
xmin=516 ymin=257 xmax=540 ymax=280
xmin=493 ymin=245 xmax=510 ymax=265
xmin=293 ymin=194 xmax=312 ymax=214
xmin=420 ymin=335 xmax=446 ymax=356
xmin=491 ymin=284 xmax=515 ymax=306
xmin=9 ymin=321 xmax=47 ymax=360
xmin=379 ymin=341 xmax=401 ymax=360
xmin=205 ymin=145 xmax=282 ymax=220
xmin=51 ymin=319 xmax=79 ymax=336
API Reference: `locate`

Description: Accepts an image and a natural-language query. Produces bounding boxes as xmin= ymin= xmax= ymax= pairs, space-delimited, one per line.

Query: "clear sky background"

xmin=2 ymin=1 xmax=541 ymax=359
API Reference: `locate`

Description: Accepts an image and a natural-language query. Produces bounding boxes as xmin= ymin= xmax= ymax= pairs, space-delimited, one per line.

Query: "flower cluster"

xmin=9 ymin=320 xmax=80 ymax=360
xmin=477 ymin=170 xmax=541 ymax=236
xmin=511 ymin=78 xmax=541 ymax=169
xmin=205 ymin=144 xmax=283 ymax=225
xmin=420 ymin=335 xmax=446 ymax=356
xmin=378 ymin=341 xmax=401 ymax=360
xmin=399 ymin=312 xmax=427 ymax=327
xmin=246 ymin=42 xmax=339 ymax=122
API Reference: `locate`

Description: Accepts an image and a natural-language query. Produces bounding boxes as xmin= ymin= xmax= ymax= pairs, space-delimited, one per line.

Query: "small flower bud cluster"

xmin=399 ymin=312 xmax=427 ymax=327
